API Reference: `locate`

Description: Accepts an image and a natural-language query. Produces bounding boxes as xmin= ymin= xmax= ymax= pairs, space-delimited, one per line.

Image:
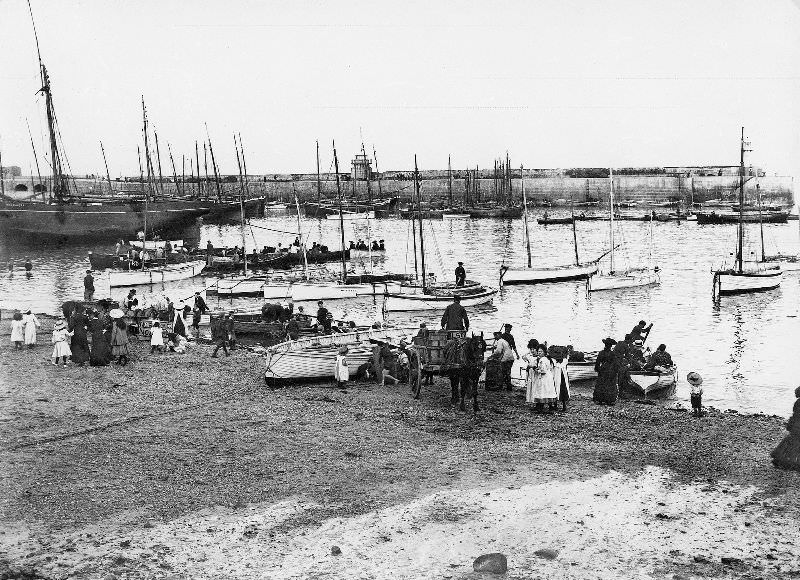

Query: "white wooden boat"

xmin=325 ymin=211 xmax=375 ymax=220
xmin=282 ymin=282 xmax=359 ymax=301
xmin=383 ymin=287 xmax=497 ymax=311
xmin=216 ymin=276 xmax=267 ymax=296
xmin=108 ymin=260 xmax=205 ymax=287
xmin=349 ymin=249 xmax=386 ymax=259
xmin=762 ymin=256 xmax=800 ymax=272
xmin=263 ymin=201 xmax=288 ymax=212
xmin=501 ymin=262 xmax=598 ymax=285
xmin=566 ymin=360 xmax=597 ymax=383
xmin=713 ymin=268 xmax=782 ymax=295
xmin=264 ymin=327 xmax=410 ymax=385
xmin=628 ymin=366 xmax=678 ymax=398
xmin=442 ymin=213 xmax=470 ymax=220
xmin=588 ymin=269 xmax=660 ymax=292
xmin=129 ymin=239 xmax=184 ymax=250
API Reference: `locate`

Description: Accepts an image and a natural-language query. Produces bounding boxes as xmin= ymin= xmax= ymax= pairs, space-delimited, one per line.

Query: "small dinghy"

xmin=108 ymin=260 xmax=206 ymax=287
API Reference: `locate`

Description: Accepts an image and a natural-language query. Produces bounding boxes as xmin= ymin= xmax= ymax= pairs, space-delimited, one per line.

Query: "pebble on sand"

xmin=473 ymin=553 xmax=508 ymax=573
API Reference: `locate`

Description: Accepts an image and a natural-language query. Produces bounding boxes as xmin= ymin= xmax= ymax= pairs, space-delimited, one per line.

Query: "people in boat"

xmin=115 ymin=240 xmax=124 ymax=255
xmin=454 ymin=262 xmax=466 ymax=287
xmin=371 ymin=240 xmax=380 ymax=251
xmin=349 ymin=241 xmax=356 ymax=250
xmin=415 ymin=322 xmax=429 ymax=341
xmin=629 ymin=320 xmax=653 ymax=342
xmin=645 ymin=344 xmax=673 ymax=371
xmin=379 ymin=240 xmax=385 ymax=251
xmin=286 ymin=315 xmax=301 ymax=340
xmin=316 ymin=301 xmax=331 ymax=332
xmin=24 ymin=257 xmax=32 ymax=272
xmin=441 ymin=295 xmax=469 ymax=331
xmin=124 ymin=289 xmax=138 ymax=311
xmin=627 ymin=338 xmax=647 ymax=370
xmin=164 ymin=240 xmax=173 ymax=254
xmin=293 ymin=237 xmax=300 ymax=247
xmin=593 ymin=337 xmax=618 ymax=405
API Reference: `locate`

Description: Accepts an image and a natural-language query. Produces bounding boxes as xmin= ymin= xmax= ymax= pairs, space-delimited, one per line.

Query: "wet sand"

xmin=0 ymin=313 xmax=799 ymax=579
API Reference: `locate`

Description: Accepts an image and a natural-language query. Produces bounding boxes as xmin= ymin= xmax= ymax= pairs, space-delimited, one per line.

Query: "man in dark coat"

xmin=441 ymin=295 xmax=469 ymax=331
xmin=316 ymin=301 xmax=331 ymax=332
xmin=629 ymin=320 xmax=653 ymax=342
xmin=454 ymin=262 xmax=466 ymax=287
xmin=83 ymin=270 xmax=95 ymax=301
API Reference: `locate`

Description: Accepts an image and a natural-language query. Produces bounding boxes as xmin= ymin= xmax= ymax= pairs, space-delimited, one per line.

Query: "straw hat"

xmin=602 ymin=337 xmax=617 ymax=347
xmin=109 ymin=308 xmax=124 ymax=319
xmin=53 ymin=319 xmax=65 ymax=330
xmin=686 ymin=372 xmax=703 ymax=386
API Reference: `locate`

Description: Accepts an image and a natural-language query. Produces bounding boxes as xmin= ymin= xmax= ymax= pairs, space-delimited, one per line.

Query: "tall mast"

xmin=757 ymin=182 xmax=765 ymax=262
xmin=137 ymin=146 xmax=147 ymax=266
xmin=411 ymin=170 xmax=419 ymax=281
xmin=315 ymin=139 xmax=322 ymax=206
xmin=154 ymin=131 xmax=165 ymax=198
xmin=195 ymin=141 xmax=201 ymax=199
xmin=203 ymin=142 xmax=209 ymax=200
xmin=294 ymin=189 xmax=309 ymax=280
xmin=415 ymin=155 xmax=427 ymax=290
xmin=361 ymin=142 xmax=372 ymax=205
xmin=234 ymin=134 xmax=248 ymax=276
xmin=26 ymin=121 xmax=44 ymax=200
xmin=181 ymin=155 xmax=186 ymax=197
xmin=205 ymin=124 xmax=223 ymax=201
xmin=609 ymin=167 xmax=615 ymax=274
xmin=333 ymin=141 xmax=347 ymax=284
xmin=141 ymin=97 xmax=154 ymax=200
xmin=447 ymin=155 xmax=453 ymax=207
xmin=239 ymin=132 xmax=249 ymax=199
xmin=521 ymin=164 xmax=531 ymax=268
xmin=571 ymin=189 xmax=580 ymax=265
xmin=737 ymin=127 xmax=745 ymax=273
xmin=373 ymin=146 xmax=383 ymax=198
xmin=40 ymin=66 xmax=68 ymax=202
xmin=167 ymin=143 xmax=180 ymax=196
xmin=100 ymin=141 xmax=113 ymax=196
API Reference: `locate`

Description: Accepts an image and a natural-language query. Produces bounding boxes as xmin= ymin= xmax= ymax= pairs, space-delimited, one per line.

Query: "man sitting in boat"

xmin=627 ymin=339 xmax=647 ymax=371
xmin=441 ymin=295 xmax=469 ymax=331
xmin=379 ymin=240 xmax=385 ymax=251
xmin=455 ymin=262 xmax=466 ymax=287
xmin=645 ymin=344 xmax=673 ymax=372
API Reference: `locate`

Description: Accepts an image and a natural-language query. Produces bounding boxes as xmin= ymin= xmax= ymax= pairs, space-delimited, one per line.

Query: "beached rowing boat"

xmin=107 ymin=260 xmax=206 ymax=287
xmin=264 ymin=327 xmax=410 ymax=385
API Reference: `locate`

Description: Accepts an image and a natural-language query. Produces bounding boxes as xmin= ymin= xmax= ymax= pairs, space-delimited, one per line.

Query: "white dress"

xmin=552 ymin=359 xmax=571 ymax=401
xmin=10 ymin=320 xmax=25 ymax=342
xmin=524 ymin=354 xmax=557 ymax=403
xmin=150 ymin=327 xmax=164 ymax=347
xmin=23 ymin=313 xmax=40 ymax=345
xmin=51 ymin=328 xmax=73 ymax=358
xmin=334 ymin=354 xmax=349 ymax=382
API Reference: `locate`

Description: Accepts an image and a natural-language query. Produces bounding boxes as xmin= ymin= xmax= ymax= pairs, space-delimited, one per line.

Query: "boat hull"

xmin=627 ymin=367 xmax=678 ymax=398
xmin=715 ymin=270 xmax=782 ymax=295
xmin=325 ymin=211 xmax=375 ymax=220
xmin=588 ymin=271 xmax=660 ymax=292
xmin=0 ymin=199 xmax=210 ymax=239
xmin=108 ymin=260 xmax=206 ymax=287
xmin=383 ymin=287 xmax=497 ymax=311
xmin=697 ymin=211 xmax=788 ymax=224
xmin=501 ymin=263 xmax=598 ymax=285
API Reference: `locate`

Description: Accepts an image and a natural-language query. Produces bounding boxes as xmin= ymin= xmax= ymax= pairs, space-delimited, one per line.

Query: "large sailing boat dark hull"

xmin=0 ymin=198 xmax=211 ymax=239
xmin=303 ymin=197 xmax=396 ymax=217
xmin=203 ymin=196 xmax=266 ymax=222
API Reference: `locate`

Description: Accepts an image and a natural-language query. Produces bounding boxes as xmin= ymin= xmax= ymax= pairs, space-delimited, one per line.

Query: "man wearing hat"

xmin=454 ymin=262 xmax=466 ymax=287
xmin=317 ymin=301 xmax=331 ymax=333
xmin=441 ymin=295 xmax=469 ymax=332
xmin=83 ymin=270 xmax=95 ymax=301
xmin=593 ymin=337 xmax=619 ymax=405
xmin=687 ymin=372 xmax=703 ymax=417
xmin=491 ymin=330 xmax=516 ymax=391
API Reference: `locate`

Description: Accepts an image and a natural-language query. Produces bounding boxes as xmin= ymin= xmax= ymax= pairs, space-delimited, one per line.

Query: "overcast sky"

xmin=1 ymin=0 xmax=799 ymax=177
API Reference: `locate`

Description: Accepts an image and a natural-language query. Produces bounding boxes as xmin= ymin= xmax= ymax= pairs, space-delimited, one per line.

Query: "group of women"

xmin=51 ymin=303 xmax=130 ymax=367
xmin=521 ymin=340 xmax=571 ymax=413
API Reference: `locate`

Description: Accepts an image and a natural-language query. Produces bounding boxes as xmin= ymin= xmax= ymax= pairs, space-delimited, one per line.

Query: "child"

xmin=150 ymin=321 xmax=164 ymax=353
xmin=10 ymin=312 xmax=24 ymax=349
xmin=51 ymin=319 xmax=72 ymax=366
xmin=687 ymin=371 xmax=703 ymax=417
xmin=111 ymin=317 xmax=130 ymax=366
xmin=334 ymin=345 xmax=349 ymax=388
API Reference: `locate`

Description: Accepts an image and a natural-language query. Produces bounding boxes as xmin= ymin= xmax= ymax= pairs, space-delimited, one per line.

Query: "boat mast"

xmin=361 ymin=141 xmax=372 ymax=206
xmin=40 ymin=65 xmax=68 ymax=203
xmin=411 ymin=171 xmax=419 ymax=282
xmin=333 ymin=141 xmax=347 ymax=284
xmin=315 ymin=139 xmax=322 ymax=207
xmin=26 ymin=121 xmax=44 ymax=201
xmin=203 ymin=142 xmax=210 ymax=200
xmin=737 ymin=127 xmax=745 ymax=274
xmin=293 ymin=190 xmax=309 ymax=280
xmin=154 ymin=131 xmax=165 ymax=198
xmin=373 ymin=146 xmax=383 ymax=199
xmin=137 ymin=146 xmax=147 ymax=269
xmin=100 ymin=141 xmax=113 ymax=196
xmin=609 ymin=167 xmax=615 ymax=274
xmin=167 ymin=143 xmax=180 ymax=196
xmin=415 ymin=155 xmax=427 ymax=290
xmin=195 ymin=141 xmax=201 ymax=199
xmin=205 ymin=124 xmax=223 ymax=202
xmin=756 ymin=181 xmax=765 ymax=261
xmin=521 ymin=164 xmax=531 ymax=268
xmin=571 ymin=189 xmax=580 ymax=266
xmin=448 ymin=155 xmax=453 ymax=208
xmin=141 ymin=97 xmax=154 ymax=200
xmin=234 ymin=134 xmax=248 ymax=277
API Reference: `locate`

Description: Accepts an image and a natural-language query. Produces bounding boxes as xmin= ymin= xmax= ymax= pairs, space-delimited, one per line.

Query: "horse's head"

xmin=466 ymin=333 xmax=487 ymax=362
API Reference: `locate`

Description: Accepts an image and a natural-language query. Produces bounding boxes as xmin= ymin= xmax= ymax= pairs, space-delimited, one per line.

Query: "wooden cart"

xmin=408 ymin=329 xmax=466 ymax=398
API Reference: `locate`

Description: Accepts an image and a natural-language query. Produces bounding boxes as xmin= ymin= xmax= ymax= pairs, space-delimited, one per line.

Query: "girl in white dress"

xmin=523 ymin=343 xmax=557 ymax=413
xmin=51 ymin=319 xmax=73 ymax=366
xmin=23 ymin=310 xmax=40 ymax=348
xmin=10 ymin=312 xmax=24 ymax=349
xmin=334 ymin=345 xmax=349 ymax=387
xmin=150 ymin=321 xmax=164 ymax=353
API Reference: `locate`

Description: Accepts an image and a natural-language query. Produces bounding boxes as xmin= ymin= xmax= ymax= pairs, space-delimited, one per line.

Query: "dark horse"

xmin=443 ymin=334 xmax=487 ymax=413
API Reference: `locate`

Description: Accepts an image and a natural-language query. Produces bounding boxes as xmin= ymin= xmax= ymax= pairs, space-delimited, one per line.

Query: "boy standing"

xmin=687 ymin=372 xmax=703 ymax=417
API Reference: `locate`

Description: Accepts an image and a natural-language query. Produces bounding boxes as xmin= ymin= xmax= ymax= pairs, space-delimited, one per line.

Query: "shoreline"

xmin=1 ymin=317 xmax=799 ymax=579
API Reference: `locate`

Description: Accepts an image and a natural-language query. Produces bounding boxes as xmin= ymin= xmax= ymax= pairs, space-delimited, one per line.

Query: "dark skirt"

xmin=70 ymin=335 xmax=90 ymax=364
xmin=558 ymin=373 xmax=570 ymax=402
xmin=772 ymin=434 xmax=800 ymax=471
xmin=90 ymin=332 xmax=112 ymax=366
xmin=593 ymin=369 xmax=618 ymax=405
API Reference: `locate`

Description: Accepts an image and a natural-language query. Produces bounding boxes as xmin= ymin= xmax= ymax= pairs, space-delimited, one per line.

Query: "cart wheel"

xmin=410 ymin=352 xmax=423 ymax=399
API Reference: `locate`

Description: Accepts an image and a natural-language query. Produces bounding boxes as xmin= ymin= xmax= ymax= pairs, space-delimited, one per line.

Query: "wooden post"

xmin=415 ymin=155 xmax=427 ymax=290
xmin=373 ymin=145 xmax=383 ymax=198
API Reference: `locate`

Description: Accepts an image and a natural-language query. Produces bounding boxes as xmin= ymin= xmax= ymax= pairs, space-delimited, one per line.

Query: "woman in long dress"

xmin=172 ymin=303 xmax=187 ymax=339
xmin=593 ymin=338 xmax=618 ymax=405
xmin=22 ymin=310 xmax=40 ymax=348
xmin=772 ymin=386 xmax=800 ymax=471
xmin=89 ymin=313 xmax=112 ymax=366
xmin=110 ymin=318 xmax=130 ymax=366
xmin=552 ymin=348 xmax=571 ymax=412
xmin=69 ymin=305 xmax=91 ymax=365
xmin=523 ymin=343 xmax=557 ymax=413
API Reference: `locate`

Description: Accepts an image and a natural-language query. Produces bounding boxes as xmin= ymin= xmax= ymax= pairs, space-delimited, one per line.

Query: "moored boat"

xmin=325 ymin=211 xmax=375 ymax=220
xmin=383 ymin=286 xmax=497 ymax=311
xmin=442 ymin=213 xmax=471 ymax=220
xmin=588 ymin=269 xmax=660 ymax=292
xmin=129 ymin=239 xmax=184 ymax=250
xmin=502 ymin=262 xmax=598 ymax=285
xmin=107 ymin=260 xmax=206 ymax=287
xmin=713 ymin=268 xmax=782 ymax=295
xmin=626 ymin=366 xmax=678 ymax=398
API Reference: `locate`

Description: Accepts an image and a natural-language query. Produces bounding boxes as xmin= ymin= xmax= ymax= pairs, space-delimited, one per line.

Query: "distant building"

xmin=351 ymin=154 xmax=372 ymax=181
xmin=1 ymin=165 xmax=22 ymax=178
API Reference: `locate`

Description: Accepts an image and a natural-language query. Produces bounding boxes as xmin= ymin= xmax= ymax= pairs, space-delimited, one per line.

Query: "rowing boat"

xmin=107 ymin=260 xmax=206 ymax=287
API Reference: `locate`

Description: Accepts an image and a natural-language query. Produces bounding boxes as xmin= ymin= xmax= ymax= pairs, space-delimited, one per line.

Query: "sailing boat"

xmin=384 ymin=156 xmax=497 ymax=311
xmin=587 ymin=168 xmax=660 ymax=292
xmin=500 ymin=165 xmax=599 ymax=285
xmin=713 ymin=129 xmax=782 ymax=296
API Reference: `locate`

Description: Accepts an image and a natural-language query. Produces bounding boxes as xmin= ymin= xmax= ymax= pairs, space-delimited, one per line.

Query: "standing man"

xmin=24 ymin=257 xmax=32 ymax=273
xmin=211 ymin=314 xmax=229 ymax=357
xmin=501 ymin=323 xmax=519 ymax=359
xmin=491 ymin=331 xmax=516 ymax=391
xmin=83 ymin=270 xmax=95 ymax=302
xmin=441 ymin=295 xmax=469 ymax=331
xmin=192 ymin=292 xmax=208 ymax=337
xmin=316 ymin=300 xmax=331 ymax=332
xmin=454 ymin=261 xmax=466 ymax=287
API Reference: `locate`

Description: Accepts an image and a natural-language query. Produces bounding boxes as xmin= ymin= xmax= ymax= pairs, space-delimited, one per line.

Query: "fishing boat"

xmin=325 ymin=210 xmax=375 ymax=220
xmin=501 ymin=166 xmax=599 ymax=285
xmin=442 ymin=213 xmax=471 ymax=220
xmin=108 ymin=260 xmax=206 ymax=287
xmin=536 ymin=215 xmax=573 ymax=225
xmin=204 ymin=196 xmax=266 ymax=221
xmin=587 ymin=168 xmax=660 ymax=292
xmin=349 ymin=248 xmax=386 ymax=259
xmin=384 ymin=156 xmax=497 ymax=311
xmin=264 ymin=327 xmax=410 ymax=386
xmin=712 ymin=129 xmax=783 ymax=297
xmin=697 ymin=211 xmax=788 ymax=224
xmin=88 ymin=251 xmax=189 ymax=270
xmin=129 ymin=239 xmax=183 ymax=250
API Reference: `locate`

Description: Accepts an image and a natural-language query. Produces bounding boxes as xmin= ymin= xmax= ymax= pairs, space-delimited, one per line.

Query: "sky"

xmin=1 ymin=0 xmax=799 ymax=177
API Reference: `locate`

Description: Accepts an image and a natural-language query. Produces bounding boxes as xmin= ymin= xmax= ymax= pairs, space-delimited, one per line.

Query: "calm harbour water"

xmin=1 ymin=211 xmax=799 ymax=416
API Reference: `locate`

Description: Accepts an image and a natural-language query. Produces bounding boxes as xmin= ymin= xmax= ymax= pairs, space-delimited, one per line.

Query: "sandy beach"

xmin=1 ymin=313 xmax=799 ymax=579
